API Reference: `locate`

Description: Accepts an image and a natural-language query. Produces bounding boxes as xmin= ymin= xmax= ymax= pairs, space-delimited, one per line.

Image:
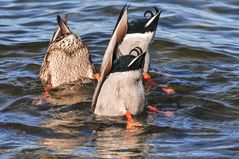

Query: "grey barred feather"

xmin=94 ymin=71 xmax=145 ymax=116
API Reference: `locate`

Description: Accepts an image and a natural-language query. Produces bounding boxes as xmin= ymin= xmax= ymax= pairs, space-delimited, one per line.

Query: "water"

xmin=0 ymin=0 xmax=239 ymax=158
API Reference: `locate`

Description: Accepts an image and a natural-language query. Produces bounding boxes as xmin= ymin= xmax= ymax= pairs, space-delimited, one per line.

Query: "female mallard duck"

xmin=92 ymin=8 xmax=145 ymax=125
xmin=39 ymin=15 xmax=98 ymax=96
xmin=101 ymin=5 xmax=161 ymax=81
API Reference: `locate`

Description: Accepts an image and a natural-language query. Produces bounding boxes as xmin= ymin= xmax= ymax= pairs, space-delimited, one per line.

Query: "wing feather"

xmin=92 ymin=6 xmax=128 ymax=111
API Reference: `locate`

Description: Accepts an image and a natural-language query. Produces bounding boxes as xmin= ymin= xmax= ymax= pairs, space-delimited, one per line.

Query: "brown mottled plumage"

xmin=39 ymin=15 xmax=96 ymax=90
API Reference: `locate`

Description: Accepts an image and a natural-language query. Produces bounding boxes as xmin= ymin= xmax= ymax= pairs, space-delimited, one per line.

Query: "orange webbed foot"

xmin=143 ymin=72 xmax=175 ymax=95
xmin=32 ymin=96 xmax=48 ymax=105
xmin=42 ymin=82 xmax=52 ymax=98
xmin=147 ymin=105 xmax=174 ymax=117
xmin=43 ymin=87 xmax=51 ymax=98
xmin=43 ymin=90 xmax=50 ymax=98
xmin=125 ymin=111 xmax=142 ymax=130
xmin=95 ymin=73 xmax=100 ymax=81
xmin=159 ymin=85 xmax=175 ymax=95
xmin=143 ymin=72 xmax=157 ymax=85
xmin=32 ymin=81 xmax=51 ymax=105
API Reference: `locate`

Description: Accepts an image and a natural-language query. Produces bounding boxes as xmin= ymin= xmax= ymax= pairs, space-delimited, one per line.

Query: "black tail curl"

xmin=129 ymin=47 xmax=143 ymax=56
xmin=144 ymin=7 xmax=159 ymax=19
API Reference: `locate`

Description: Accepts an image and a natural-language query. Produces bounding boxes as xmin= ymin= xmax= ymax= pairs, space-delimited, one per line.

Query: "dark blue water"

xmin=0 ymin=0 xmax=239 ymax=158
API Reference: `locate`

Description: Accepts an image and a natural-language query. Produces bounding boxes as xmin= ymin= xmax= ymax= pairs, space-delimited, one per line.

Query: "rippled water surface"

xmin=1 ymin=0 xmax=239 ymax=158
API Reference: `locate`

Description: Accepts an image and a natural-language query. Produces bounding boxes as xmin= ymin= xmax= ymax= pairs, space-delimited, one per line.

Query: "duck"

xmin=92 ymin=7 xmax=145 ymax=125
xmin=101 ymin=5 xmax=161 ymax=81
xmin=93 ymin=50 xmax=146 ymax=117
xmin=39 ymin=15 xmax=99 ymax=97
xmin=109 ymin=5 xmax=175 ymax=95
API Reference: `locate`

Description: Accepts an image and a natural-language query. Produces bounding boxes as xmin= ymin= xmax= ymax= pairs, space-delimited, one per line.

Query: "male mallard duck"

xmin=93 ymin=50 xmax=146 ymax=117
xmin=92 ymin=8 xmax=144 ymax=125
xmin=39 ymin=15 xmax=98 ymax=96
xmin=110 ymin=5 xmax=175 ymax=94
xmin=101 ymin=5 xmax=161 ymax=81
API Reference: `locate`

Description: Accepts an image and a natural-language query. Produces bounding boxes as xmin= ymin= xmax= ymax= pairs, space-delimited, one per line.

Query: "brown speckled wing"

xmin=40 ymin=15 xmax=69 ymax=85
xmin=39 ymin=50 xmax=51 ymax=86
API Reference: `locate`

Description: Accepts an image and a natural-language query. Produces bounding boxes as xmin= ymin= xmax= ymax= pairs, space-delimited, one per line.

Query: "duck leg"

xmin=125 ymin=111 xmax=142 ymax=128
xmin=143 ymin=72 xmax=175 ymax=94
xmin=31 ymin=82 xmax=51 ymax=105
xmin=147 ymin=105 xmax=174 ymax=117
xmin=143 ymin=72 xmax=155 ymax=84
xmin=43 ymin=80 xmax=52 ymax=98
xmin=94 ymin=73 xmax=100 ymax=81
xmin=159 ymin=85 xmax=175 ymax=94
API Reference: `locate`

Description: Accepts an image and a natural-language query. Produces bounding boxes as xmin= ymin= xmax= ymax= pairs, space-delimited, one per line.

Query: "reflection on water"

xmin=38 ymin=104 xmax=92 ymax=156
xmin=95 ymin=126 xmax=149 ymax=158
xmin=0 ymin=0 xmax=239 ymax=158
xmin=39 ymin=107 xmax=149 ymax=158
xmin=37 ymin=83 xmax=96 ymax=105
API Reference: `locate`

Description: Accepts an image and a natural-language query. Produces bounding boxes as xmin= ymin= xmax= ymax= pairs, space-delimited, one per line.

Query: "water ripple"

xmin=0 ymin=0 xmax=239 ymax=158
